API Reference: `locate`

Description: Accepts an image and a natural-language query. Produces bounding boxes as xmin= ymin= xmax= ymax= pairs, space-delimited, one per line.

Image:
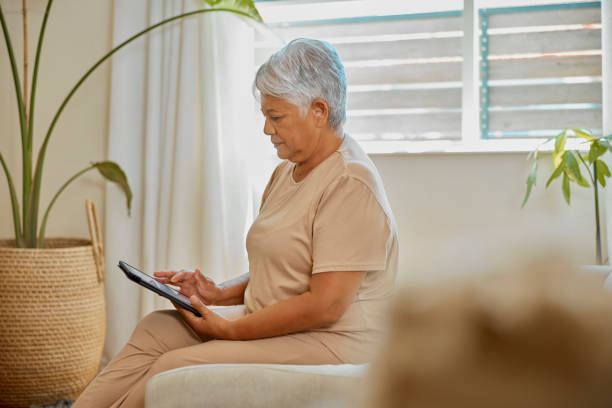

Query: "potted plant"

xmin=0 ymin=1 xmax=262 ymax=406
xmin=522 ymin=127 xmax=612 ymax=266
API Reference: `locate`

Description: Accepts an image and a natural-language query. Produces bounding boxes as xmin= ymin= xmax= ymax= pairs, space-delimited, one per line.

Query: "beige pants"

xmin=73 ymin=306 xmax=343 ymax=408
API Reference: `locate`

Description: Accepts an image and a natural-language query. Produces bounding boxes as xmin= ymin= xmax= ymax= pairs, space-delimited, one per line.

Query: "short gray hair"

xmin=254 ymin=38 xmax=347 ymax=130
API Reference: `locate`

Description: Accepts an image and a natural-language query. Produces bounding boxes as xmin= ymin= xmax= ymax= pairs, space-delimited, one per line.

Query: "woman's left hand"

xmin=172 ymin=295 xmax=234 ymax=340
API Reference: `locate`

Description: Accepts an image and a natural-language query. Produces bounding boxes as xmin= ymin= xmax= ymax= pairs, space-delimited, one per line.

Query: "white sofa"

xmin=145 ymin=363 xmax=366 ymax=408
xmin=145 ymin=268 xmax=612 ymax=408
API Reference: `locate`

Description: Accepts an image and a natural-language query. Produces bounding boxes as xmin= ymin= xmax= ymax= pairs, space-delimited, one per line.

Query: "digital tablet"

xmin=118 ymin=260 xmax=201 ymax=317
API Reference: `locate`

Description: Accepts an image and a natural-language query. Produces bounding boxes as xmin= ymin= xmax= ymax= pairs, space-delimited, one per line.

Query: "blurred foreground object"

xmin=367 ymin=258 xmax=612 ymax=408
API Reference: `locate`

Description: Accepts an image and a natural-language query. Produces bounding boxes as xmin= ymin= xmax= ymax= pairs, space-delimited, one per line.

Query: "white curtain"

xmin=103 ymin=0 xmax=269 ymax=361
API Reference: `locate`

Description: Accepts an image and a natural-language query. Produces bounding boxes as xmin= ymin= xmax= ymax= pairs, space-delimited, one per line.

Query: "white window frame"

xmin=255 ymin=0 xmax=605 ymax=154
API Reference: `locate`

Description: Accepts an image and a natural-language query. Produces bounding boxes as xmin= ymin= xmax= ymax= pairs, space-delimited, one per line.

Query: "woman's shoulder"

xmin=266 ymin=160 xmax=294 ymax=186
xmin=272 ymin=160 xmax=292 ymax=177
xmin=334 ymin=135 xmax=386 ymax=196
xmin=260 ymin=161 xmax=293 ymax=208
xmin=320 ymin=135 xmax=395 ymax=224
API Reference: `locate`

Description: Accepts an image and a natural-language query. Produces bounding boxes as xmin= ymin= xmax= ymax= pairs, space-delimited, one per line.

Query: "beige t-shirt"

xmin=243 ymin=134 xmax=398 ymax=361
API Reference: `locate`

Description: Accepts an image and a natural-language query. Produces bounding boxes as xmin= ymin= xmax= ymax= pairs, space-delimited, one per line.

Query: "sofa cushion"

xmin=145 ymin=363 xmax=367 ymax=408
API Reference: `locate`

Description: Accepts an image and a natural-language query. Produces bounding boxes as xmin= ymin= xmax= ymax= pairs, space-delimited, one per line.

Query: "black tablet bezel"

xmin=118 ymin=260 xmax=201 ymax=317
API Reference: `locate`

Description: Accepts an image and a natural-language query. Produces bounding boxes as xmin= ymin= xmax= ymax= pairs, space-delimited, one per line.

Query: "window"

xmin=253 ymin=0 xmax=603 ymax=153
xmin=480 ymin=2 xmax=602 ymax=139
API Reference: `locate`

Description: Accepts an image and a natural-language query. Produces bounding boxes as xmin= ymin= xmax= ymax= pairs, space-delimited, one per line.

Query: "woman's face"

xmin=260 ymin=94 xmax=323 ymax=164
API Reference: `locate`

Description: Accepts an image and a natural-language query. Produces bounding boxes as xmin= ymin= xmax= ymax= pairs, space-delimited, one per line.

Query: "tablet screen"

xmin=122 ymin=262 xmax=192 ymax=304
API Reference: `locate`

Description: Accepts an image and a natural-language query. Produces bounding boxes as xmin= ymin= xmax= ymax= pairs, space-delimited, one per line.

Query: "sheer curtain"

xmin=103 ymin=0 xmax=268 ymax=360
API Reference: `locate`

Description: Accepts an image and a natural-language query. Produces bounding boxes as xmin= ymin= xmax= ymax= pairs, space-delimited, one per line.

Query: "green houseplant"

xmin=0 ymin=0 xmax=262 ymax=248
xmin=0 ymin=1 xmax=262 ymax=406
xmin=522 ymin=128 xmax=612 ymax=265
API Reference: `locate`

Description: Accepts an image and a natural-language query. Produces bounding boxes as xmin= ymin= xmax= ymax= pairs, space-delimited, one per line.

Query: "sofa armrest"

xmin=145 ymin=363 xmax=367 ymax=408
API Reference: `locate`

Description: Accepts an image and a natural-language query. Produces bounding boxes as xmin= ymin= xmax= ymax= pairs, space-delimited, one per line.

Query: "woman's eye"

xmin=271 ymin=116 xmax=281 ymax=121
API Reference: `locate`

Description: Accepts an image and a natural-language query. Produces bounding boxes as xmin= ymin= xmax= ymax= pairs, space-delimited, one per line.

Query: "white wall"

xmin=0 ymin=1 xmax=599 ymax=278
xmin=0 ymin=0 xmax=111 ymax=243
xmin=372 ymin=151 xmax=599 ymax=281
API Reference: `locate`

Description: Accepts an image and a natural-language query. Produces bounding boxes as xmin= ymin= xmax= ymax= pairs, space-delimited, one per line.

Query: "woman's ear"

xmin=310 ymin=98 xmax=330 ymax=128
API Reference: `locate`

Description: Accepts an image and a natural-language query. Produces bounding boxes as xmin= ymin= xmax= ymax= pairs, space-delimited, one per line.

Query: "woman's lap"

xmin=144 ymin=308 xmax=344 ymax=373
xmin=74 ymin=309 xmax=342 ymax=408
xmin=132 ymin=308 xmax=342 ymax=365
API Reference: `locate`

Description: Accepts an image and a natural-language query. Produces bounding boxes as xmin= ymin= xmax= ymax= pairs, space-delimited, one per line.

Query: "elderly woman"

xmin=74 ymin=38 xmax=398 ymax=408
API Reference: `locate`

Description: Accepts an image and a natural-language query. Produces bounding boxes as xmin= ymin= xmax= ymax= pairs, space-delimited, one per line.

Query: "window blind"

xmin=480 ymin=2 xmax=602 ymax=139
xmin=254 ymin=10 xmax=464 ymax=142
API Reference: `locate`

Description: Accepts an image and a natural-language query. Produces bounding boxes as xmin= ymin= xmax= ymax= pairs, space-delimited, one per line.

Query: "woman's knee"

xmin=128 ymin=310 xmax=184 ymax=346
xmin=134 ymin=310 xmax=181 ymax=332
xmin=128 ymin=310 xmax=201 ymax=353
xmin=148 ymin=349 xmax=197 ymax=376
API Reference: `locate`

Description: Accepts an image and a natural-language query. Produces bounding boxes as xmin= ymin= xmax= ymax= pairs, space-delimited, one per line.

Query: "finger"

xmin=170 ymin=301 xmax=183 ymax=315
xmin=179 ymin=304 xmax=200 ymax=327
xmin=154 ymin=271 xmax=175 ymax=277
xmin=171 ymin=271 xmax=189 ymax=282
xmin=157 ymin=279 xmax=179 ymax=287
xmin=190 ymin=295 xmax=209 ymax=318
xmin=175 ymin=271 xmax=196 ymax=282
xmin=194 ymin=270 xmax=205 ymax=284
xmin=171 ymin=301 xmax=192 ymax=321
xmin=194 ymin=273 xmax=209 ymax=301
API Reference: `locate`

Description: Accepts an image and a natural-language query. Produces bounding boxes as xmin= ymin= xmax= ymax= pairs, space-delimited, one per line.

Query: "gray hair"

xmin=254 ymin=38 xmax=347 ymax=130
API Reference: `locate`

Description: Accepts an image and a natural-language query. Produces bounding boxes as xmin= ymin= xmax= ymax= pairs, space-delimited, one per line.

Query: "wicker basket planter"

xmin=0 ymin=205 xmax=106 ymax=407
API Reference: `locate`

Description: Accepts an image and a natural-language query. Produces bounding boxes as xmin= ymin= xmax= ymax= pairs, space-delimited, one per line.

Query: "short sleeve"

xmin=259 ymin=164 xmax=282 ymax=211
xmin=312 ymin=176 xmax=390 ymax=274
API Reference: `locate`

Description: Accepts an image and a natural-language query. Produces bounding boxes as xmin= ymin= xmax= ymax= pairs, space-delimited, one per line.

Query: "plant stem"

xmin=24 ymin=0 xmax=54 ymax=244
xmin=0 ymin=152 xmax=24 ymax=248
xmin=0 ymin=2 xmax=27 ymax=246
xmin=575 ymin=150 xmax=603 ymax=265
xmin=21 ymin=0 xmax=33 ymax=245
xmin=575 ymin=150 xmax=595 ymax=185
xmin=574 ymin=150 xmax=602 ymax=264
xmin=38 ymin=165 xmax=95 ymax=248
xmin=22 ymin=0 xmax=28 ymax=120
xmin=0 ymin=3 xmax=28 ymax=141
xmin=593 ymin=163 xmax=602 ymax=265
xmin=29 ymin=6 xmax=255 ymax=247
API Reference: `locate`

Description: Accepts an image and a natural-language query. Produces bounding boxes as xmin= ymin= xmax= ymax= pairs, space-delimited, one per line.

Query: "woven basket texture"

xmin=0 ymin=238 xmax=106 ymax=408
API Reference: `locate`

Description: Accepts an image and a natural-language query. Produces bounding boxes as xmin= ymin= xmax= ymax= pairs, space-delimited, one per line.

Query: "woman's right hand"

xmin=154 ymin=268 xmax=223 ymax=305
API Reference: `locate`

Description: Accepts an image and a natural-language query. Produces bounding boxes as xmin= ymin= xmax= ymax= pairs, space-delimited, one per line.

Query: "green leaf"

xmin=92 ymin=161 xmax=132 ymax=215
xmin=552 ymin=150 xmax=564 ymax=168
xmin=554 ymin=129 xmax=567 ymax=154
xmin=562 ymin=171 xmax=570 ymax=205
xmin=203 ymin=0 xmax=263 ymax=22
xmin=565 ymin=151 xmax=590 ymax=187
xmin=588 ymin=140 xmax=608 ymax=163
xmin=571 ymin=127 xmax=595 ymax=141
xmin=527 ymin=148 xmax=538 ymax=161
xmin=521 ymin=162 xmax=538 ymax=208
xmin=546 ymin=157 xmax=565 ymax=188
xmin=596 ymin=159 xmax=611 ymax=187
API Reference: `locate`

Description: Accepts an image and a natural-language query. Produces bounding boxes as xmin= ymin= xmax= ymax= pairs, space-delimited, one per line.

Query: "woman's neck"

xmin=293 ymin=130 xmax=344 ymax=182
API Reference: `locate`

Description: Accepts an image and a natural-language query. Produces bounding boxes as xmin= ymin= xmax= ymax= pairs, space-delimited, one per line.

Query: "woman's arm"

xmin=175 ymin=270 xmax=365 ymax=340
xmin=216 ymin=272 xmax=250 ymax=306
xmin=228 ymin=270 xmax=365 ymax=340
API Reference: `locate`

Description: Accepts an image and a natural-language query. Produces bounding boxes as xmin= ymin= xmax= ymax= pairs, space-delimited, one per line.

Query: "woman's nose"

xmin=263 ymin=118 xmax=274 ymax=136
